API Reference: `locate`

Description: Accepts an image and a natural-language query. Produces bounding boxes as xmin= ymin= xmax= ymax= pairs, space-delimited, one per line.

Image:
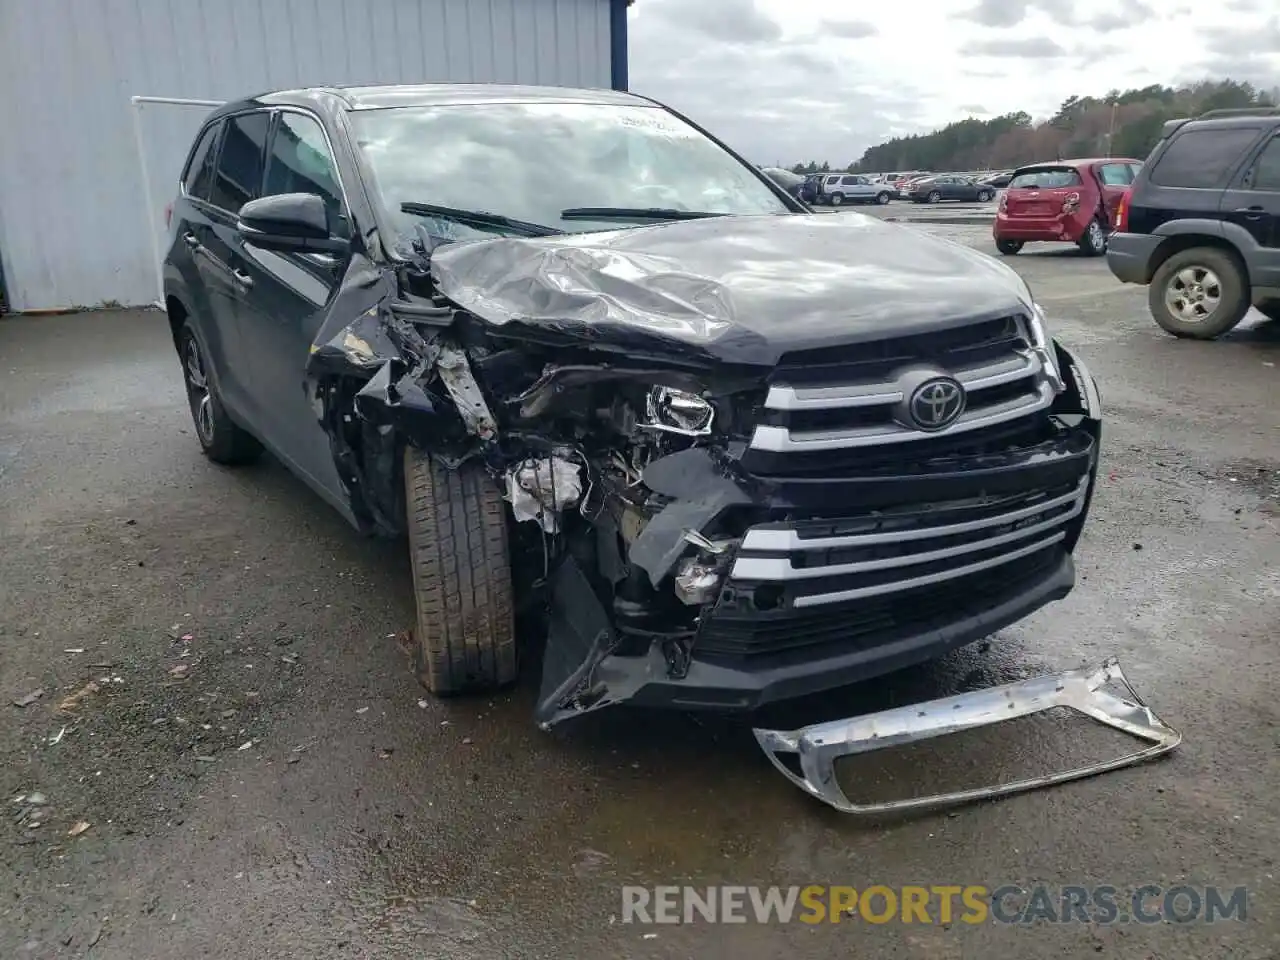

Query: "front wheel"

xmin=1077 ymin=218 xmax=1108 ymax=256
xmin=977 ymin=190 xmax=993 ymax=202
xmin=927 ymin=191 xmax=941 ymax=204
xmin=829 ymin=192 xmax=845 ymax=207
xmin=1148 ymin=247 xmax=1250 ymax=340
xmin=177 ymin=321 xmax=262 ymax=465
xmin=876 ymin=191 xmax=891 ymax=205
xmin=404 ymin=448 xmax=517 ymax=695
xmin=995 ymin=239 xmax=1023 ymax=256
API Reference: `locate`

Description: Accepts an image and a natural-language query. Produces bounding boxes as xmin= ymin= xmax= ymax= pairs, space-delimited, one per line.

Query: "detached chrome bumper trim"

xmin=754 ymin=657 xmax=1181 ymax=814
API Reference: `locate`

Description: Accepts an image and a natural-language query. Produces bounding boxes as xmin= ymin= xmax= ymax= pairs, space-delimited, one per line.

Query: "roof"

xmin=1015 ymin=157 xmax=1141 ymax=170
xmin=254 ymin=82 xmax=647 ymax=112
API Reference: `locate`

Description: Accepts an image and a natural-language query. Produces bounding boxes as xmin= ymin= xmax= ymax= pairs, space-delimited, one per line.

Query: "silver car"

xmin=817 ymin=174 xmax=894 ymax=206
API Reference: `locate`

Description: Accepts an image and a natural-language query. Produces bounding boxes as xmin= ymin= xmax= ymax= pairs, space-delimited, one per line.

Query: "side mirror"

xmin=236 ymin=193 xmax=349 ymax=255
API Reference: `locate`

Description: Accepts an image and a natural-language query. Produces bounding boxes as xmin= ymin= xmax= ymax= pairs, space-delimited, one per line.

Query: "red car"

xmin=992 ymin=157 xmax=1143 ymax=256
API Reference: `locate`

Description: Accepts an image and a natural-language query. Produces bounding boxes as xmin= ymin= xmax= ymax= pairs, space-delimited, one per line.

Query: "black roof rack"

xmin=1195 ymin=107 xmax=1280 ymax=120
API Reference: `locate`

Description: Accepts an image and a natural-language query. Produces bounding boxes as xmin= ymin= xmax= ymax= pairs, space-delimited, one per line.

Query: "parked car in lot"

xmin=761 ymin=166 xmax=806 ymax=199
xmin=1107 ymin=108 xmax=1280 ymax=339
xmin=162 ymin=82 xmax=1101 ymax=728
xmin=798 ymin=173 xmax=824 ymax=204
xmin=993 ymin=158 xmax=1142 ymax=257
xmin=907 ymin=175 xmax=996 ymax=204
xmin=979 ymin=171 xmax=1014 ymax=189
xmin=894 ymin=173 xmax=931 ymax=198
xmin=815 ymin=173 xmax=894 ymax=205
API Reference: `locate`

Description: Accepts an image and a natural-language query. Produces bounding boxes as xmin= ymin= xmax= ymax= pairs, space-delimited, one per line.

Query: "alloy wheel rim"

xmin=1165 ymin=266 xmax=1222 ymax=323
xmin=184 ymin=338 xmax=215 ymax=443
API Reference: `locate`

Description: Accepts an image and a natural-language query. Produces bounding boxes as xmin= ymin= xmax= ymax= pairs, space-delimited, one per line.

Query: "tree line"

xmin=788 ymin=79 xmax=1279 ymax=175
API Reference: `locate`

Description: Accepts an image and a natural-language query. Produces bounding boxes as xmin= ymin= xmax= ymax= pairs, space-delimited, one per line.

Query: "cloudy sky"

xmin=628 ymin=0 xmax=1280 ymax=166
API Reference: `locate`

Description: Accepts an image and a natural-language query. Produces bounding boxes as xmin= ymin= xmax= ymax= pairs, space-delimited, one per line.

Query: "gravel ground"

xmin=2 ymin=221 xmax=1278 ymax=959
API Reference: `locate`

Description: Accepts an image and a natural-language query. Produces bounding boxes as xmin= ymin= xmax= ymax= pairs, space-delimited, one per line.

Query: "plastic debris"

xmin=48 ymin=726 xmax=66 ymax=745
xmin=237 ymin=741 xmax=253 ymax=751
xmin=63 ymin=648 xmax=85 ymax=654
xmin=356 ymin=707 xmax=370 ymax=715
xmin=168 ymin=665 xmax=190 ymax=678
xmin=67 ymin=821 xmax=92 ymax=837
xmin=13 ymin=689 xmax=45 ymax=708
xmin=57 ymin=681 xmax=100 ymax=713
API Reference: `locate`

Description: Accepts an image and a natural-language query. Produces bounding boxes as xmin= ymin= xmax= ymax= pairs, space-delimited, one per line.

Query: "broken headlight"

xmin=1027 ymin=302 xmax=1065 ymax=394
xmin=644 ymin=386 xmax=714 ymax=437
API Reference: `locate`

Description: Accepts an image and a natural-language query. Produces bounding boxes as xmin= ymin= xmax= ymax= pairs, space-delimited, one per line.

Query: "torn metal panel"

xmin=436 ymin=344 xmax=498 ymax=440
xmin=754 ymin=658 xmax=1180 ymax=815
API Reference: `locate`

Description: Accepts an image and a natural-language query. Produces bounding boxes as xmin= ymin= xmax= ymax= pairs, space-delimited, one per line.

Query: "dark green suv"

xmin=1106 ymin=108 xmax=1280 ymax=339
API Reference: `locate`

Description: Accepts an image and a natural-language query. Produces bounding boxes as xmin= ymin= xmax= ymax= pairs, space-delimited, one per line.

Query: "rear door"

xmin=235 ymin=109 xmax=351 ymax=496
xmin=1219 ymin=132 xmax=1280 ymax=289
xmin=200 ymin=111 xmax=273 ymax=415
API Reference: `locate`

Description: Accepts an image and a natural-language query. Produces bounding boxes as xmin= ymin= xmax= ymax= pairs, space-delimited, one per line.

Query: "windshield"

xmin=350 ymin=101 xmax=791 ymax=247
xmin=1009 ymin=167 xmax=1083 ymax=189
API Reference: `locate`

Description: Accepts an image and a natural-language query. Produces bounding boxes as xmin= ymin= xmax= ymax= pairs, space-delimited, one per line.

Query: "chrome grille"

xmin=727 ymin=477 xmax=1088 ymax=609
xmin=749 ymin=314 xmax=1053 ymax=455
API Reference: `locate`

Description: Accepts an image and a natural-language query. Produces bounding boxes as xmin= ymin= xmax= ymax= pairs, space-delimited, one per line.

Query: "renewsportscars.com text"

xmin=619 ymin=884 xmax=1248 ymax=925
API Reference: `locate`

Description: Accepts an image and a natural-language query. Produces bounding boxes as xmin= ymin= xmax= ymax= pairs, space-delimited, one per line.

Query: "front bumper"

xmin=536 ymin=346 xmax=1103 ymax=726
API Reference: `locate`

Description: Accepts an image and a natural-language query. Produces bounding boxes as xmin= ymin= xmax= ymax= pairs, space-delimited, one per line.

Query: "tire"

xmin=876 ymin=191 xmax=891 ymax=205
xmin=1077 ymin=217 xmax=1108 ymax=256
xmin=1148 ymin=247 xmax=1250 ymax=340
xmin=829 ymin=192 xmax=845 ymax=207
xmin=978 ymin=190 xmax=993 ymax=202
xmin=996 ymin=239 xmax=1023 ymax=256
xmin=177 ymin=321 xmax=262 ymax=465
xmin=927 ymin=191 xmax=941 ymax=204
xmin=404 ymin=447 xmax=517 ymax=695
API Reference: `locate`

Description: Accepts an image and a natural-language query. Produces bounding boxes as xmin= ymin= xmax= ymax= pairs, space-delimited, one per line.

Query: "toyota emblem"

xmin=908 ymin=377 xmax=966 ymax=430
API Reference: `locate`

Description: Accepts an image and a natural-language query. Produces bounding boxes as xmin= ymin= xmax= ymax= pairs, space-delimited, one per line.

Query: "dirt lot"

xmin=2 ymin=222 xmax=1278 ymax=959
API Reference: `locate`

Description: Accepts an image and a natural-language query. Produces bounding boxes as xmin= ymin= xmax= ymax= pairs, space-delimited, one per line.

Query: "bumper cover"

xmin=1106 ymin=232 xmax=1163 ymax=285
xmin=754 ymin=657 xmax=1181 ymax=814
xmin=535 ymin=346 xmax=1103 ymax=728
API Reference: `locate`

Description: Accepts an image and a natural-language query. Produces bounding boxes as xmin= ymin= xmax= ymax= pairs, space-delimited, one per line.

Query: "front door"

xmin=234 ymin=110 xmax=352 ymax=500
xmin=1093 ymin=161 xmax=1135 ymax=228
xmin=1220 ymin=133 xmax=1280 ymax=290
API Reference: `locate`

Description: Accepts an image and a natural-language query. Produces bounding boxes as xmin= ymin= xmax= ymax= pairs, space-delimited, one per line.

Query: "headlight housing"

xmin=1027 ymin=301 xmax=1065 ymax=394
xmin=644 ymin=386 xmax=714 ymax=436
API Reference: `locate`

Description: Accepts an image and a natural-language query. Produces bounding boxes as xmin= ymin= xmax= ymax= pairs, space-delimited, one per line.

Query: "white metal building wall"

xmin=0 ymin=0 xmax=614 ymax=311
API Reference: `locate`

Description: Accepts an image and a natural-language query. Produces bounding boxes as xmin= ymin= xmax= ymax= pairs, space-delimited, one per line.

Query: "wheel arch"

xmin=1145 ymin=234 xmax=1248 ymax=286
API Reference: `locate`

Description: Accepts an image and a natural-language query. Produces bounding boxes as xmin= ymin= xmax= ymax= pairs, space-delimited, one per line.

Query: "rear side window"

xmin=183 ymin=123 xmax=221 ymax=200
xmin=1009 ymin=167 xmax=1082 ymax=189
xmin=1148 ymin=128 xmax=1259 ymax=188
xmin=209 ymin=111 xmax=271 ymax=214
xmin=1097 ymin=162 xmax=1134 ymax=186
xmin=1247 ymin=136 xmax=1280 ymax=191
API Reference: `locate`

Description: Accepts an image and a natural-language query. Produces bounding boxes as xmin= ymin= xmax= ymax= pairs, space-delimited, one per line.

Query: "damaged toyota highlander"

xmin=162 ymin=84 xmax=1102 ymax=730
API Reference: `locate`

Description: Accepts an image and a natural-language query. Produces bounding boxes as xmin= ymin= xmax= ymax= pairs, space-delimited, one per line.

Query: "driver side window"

xmin=262 ymin=112 xmax=349 ymax=238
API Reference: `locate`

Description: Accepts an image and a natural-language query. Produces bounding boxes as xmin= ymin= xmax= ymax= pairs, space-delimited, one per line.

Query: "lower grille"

xmin=696 ymin=543 xmax=1063 ymax=661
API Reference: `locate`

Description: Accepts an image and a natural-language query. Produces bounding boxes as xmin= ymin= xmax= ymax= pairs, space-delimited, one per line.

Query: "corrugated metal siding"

xmin=0 ymin=0 xmax=612 ymax=311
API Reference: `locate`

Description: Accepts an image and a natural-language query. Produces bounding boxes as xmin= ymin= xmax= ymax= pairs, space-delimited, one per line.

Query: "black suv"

xmin=163 ymin=83 xmax=1102 ymax=728
xmin=1107 ymin=108 xmax=1280 ymax=339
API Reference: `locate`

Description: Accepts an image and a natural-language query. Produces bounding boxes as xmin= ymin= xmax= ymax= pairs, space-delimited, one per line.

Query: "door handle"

xmin=183 ymin=232 xmax=200 ymax=249
xmin=231 ymin=268 xmax=254 ymax=289
xmin=1235 ymin=205 xmax=1265 ymax=219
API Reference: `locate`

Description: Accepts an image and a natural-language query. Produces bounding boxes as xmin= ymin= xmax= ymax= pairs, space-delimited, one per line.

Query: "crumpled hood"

xmin=429 ymin=213 xmax=1034 ymax=366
